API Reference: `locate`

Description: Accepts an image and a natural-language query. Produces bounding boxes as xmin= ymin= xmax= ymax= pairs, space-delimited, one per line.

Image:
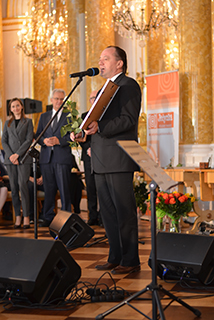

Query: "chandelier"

xmin=112 ymin=0 xmax=179 ymax=43
xmin=16 ymin=0 xmax=68 ymax=76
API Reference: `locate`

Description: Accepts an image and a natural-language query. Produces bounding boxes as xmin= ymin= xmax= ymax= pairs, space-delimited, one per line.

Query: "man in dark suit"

xmin=35 ymin=89 xmax=73 ymax=227
xmin=80 ymin=91 xmax=102 ymax=226
xmin=71 ymin=46 xmax=141 ymax=274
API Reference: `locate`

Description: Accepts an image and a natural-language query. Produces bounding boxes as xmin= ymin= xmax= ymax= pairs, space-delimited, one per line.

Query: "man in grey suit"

xmin=35 ymin=89 xmax=73 ymax=227
xmin=71 ymin=46 xmax=141 ymax=274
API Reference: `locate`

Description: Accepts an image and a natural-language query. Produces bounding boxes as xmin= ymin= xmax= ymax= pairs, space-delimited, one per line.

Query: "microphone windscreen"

xmin=88 ymin=67 xmax=99 ymax=77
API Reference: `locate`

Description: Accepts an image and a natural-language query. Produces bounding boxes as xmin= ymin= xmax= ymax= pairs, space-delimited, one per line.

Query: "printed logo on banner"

xmin=148 ymin=114 xmax=157 ymax=129
xmin=148 ymin=112 xmax=174 ymax=129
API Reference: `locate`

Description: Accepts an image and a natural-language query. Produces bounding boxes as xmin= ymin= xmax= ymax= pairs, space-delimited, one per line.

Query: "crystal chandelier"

xmin=16 ymin=0 xmax=68 ymax=76
xmin=112 ymin=0 xmax=179 ymax=42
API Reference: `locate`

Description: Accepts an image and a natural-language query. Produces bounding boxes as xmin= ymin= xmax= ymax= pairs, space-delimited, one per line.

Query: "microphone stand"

xmin=21 ymin=77 xmax=84 ymax=239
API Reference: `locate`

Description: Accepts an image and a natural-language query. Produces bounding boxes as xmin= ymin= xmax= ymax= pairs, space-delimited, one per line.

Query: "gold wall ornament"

xmin=138 ymin=112 xmax=147 ymax=146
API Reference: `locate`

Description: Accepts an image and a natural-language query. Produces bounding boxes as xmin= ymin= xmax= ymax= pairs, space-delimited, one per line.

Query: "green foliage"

xmin=60 ymin=100 xmax=83 ymax=149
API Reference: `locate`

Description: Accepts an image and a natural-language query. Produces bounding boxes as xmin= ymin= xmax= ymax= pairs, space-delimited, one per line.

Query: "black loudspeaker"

xmin=149 ymin=232 xmax=214 ymax=284
xmin=49 ymin=210 xmax=95 ymax=249
xmin=0 ymin=237 xmax=81 ymax=303
xmin=46 ymin=104 xmax=53 ymax=111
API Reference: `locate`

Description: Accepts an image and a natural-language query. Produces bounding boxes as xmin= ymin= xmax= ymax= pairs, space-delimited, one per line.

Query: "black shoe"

xmin=23 ymin=224 xmax=30 ymax=229
xmin=39 ymin=220 xmax=51 ymax=227
xmin=87 ymin=218 xmax=99 ymax=226
xmin=14 ymin=224 xmax=21 ymax=229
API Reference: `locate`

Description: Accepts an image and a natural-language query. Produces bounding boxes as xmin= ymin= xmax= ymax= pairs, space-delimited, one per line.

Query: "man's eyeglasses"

xmin=53 ymin=98 xmax=64 ymax=101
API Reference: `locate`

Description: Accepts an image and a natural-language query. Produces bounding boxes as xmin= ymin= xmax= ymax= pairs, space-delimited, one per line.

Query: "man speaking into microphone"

xmin=71 ymin=46 xmax=141 ymax=275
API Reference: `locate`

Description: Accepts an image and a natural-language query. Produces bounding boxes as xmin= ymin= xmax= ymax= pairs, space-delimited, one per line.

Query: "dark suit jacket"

xmin=2 ymin=118 xmax=33 ymax=164
xmin=80 ymin=112 xmax=91 ymax=163
xmin=91 ymin=73 xmax=141 ymax=173
xmin=35 ymin=110 xmax=73 ymax=165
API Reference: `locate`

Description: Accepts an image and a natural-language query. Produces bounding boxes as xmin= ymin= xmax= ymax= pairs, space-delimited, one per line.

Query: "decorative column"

xmin=66 ymin=0 xmax=81 ymax=109
xmin=0 ymin=0 xmax=5 ymax=147
xmin=179 ymin=0 xmax=212 ymax=146
xmin=85 ymin=0 xmax=114 ymax=110
xmin=212 ymin=0 xmax=214 ymax=144
xmin=147 ymin=0 xmax=165 ymax=75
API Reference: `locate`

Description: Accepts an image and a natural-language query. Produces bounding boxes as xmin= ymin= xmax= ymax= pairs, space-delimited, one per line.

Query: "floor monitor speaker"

xmin=49 ymin=210 xmax=95 ymax=249
xmin=0 ymin=237 xmax=81 ymax=303
xmin=148 ymin=232 xmax=214 ymax=284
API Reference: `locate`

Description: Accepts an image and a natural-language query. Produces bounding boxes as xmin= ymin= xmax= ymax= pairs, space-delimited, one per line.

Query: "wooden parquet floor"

xmin=0 ymin=211 xmax=214 ymax=320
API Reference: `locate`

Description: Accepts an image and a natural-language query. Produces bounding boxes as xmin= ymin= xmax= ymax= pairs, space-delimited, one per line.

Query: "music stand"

xmin=96 ymin=141 xmax=201 ymax=320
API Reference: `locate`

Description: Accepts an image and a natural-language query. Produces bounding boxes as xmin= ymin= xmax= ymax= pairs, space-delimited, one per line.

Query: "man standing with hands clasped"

xmin=71 ymin=46 xmax=141 ymax=274
xmin=36 ymin=89 xmax=73 ymax=227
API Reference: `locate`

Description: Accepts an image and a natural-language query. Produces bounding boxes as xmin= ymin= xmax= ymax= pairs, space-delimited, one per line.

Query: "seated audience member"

xmin=0 ymin=149 xmax=12 ymax=220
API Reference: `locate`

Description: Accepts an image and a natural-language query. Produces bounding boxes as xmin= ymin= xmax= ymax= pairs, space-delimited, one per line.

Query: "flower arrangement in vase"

xmin=147 ymin=191 xmax=196 ymax=232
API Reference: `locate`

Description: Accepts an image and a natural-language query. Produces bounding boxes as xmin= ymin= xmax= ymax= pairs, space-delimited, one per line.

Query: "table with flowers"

xmin=140 ymin=167 xmax=214 ymax=234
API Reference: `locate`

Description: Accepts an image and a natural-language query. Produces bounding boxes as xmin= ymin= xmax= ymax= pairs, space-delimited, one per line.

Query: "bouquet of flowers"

xmin=133 ymin=172 xmax=148 ymax=214
xmin=147 ymin=191 xmax=196 ymax=232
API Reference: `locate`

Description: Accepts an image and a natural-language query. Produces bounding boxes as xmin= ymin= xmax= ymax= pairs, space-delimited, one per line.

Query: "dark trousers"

xmin=84 ymin=159 xmax=99 ymax=220
xmin=70 ymin=173 xmax=83 ymax=213
xmin=95 ymin=171 xmax=140 ymax=267
xmin=28 ymin=180 xmax=44 ymax=220
xmin=6 ymin=164 xmax=31 ymax=217
xmin=40 ymin=162 xmax=71 ymax=222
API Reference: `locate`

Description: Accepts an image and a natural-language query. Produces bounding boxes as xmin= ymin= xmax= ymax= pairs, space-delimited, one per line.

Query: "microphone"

xmin=69 ymin=67 xmax=99 ymax=78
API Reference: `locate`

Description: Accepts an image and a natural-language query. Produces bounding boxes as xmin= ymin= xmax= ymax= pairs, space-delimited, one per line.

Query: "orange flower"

xmin=169 ymin=197 xmax=176 ymax=204
xmin=162 ymin=193 xmax=169 ymax=200
xmin=178 ymin=195 xmax=188 ymax=203
xmin=156 ymin=198 xmax=161 ymax=204
xmin=164 ymin=198 xmax=170 ymax=204
xmin=173 ymin=192 xmax=180 ymax=198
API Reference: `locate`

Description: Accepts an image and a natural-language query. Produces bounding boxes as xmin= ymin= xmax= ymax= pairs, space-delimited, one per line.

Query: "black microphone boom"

xmin=69 ymin=67 xmax=99 ymax=78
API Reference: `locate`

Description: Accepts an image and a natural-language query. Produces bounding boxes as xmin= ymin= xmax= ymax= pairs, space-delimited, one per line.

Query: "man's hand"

xmin=37 ymin=176 xmax=43 ymax=185
xmin=85 ymin=121 xmax=98 ymax=135
xmin=9 ymin=153 xmax=19 ymax=165
xmin=70 ymin=132 xmax=86 ymax=143
xmin=44 ymin=137 xmax=60 ymax=146
xmin=87 ymin=147 xmax=91 ymax=157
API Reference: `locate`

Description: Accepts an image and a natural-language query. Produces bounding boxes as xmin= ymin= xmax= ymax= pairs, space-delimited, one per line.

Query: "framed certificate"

xmin=80 ymin=79 xmax=120 ymax=130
